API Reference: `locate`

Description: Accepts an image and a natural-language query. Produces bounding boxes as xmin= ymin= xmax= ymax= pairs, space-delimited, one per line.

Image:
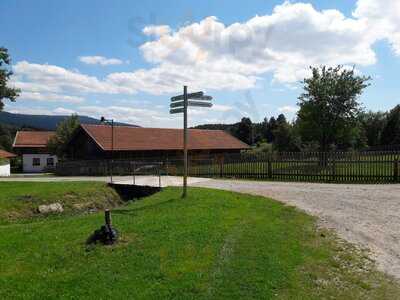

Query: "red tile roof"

xmin=13 ymin=131 xmax=55 ymax=148
xmin=81 ymin=124 xmax=249 ymax=151
xmin=0 ymin=149 xmax=16 ymax=159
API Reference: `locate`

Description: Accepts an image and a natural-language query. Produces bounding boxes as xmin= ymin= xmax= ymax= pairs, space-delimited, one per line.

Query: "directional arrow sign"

xmin=170 ymin=101 xmax=184 ymax=108
xmin=170 ymin=95 xmax=184 ymax=102
xmin=170 ymin=107 xmax=185 ymax=114
xmin=171 ymin=91 xmax=204 ymax=102
xmin=188 ymin=101 xmax=213 ymax=108
xmin=188 ymin=95 xmax=212 ymax=101
xmin=171 ymin=100 xmax=213 ymax=109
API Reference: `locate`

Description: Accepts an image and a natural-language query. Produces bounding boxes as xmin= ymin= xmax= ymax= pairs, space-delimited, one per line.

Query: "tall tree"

xmin=0 ymin=47 xmax=20 ymax=111
xmin=381 ymin=105 xmax=400 ymax=145
xmin=47 ymin=115 xmax=80 ymax=158
xmin=273 ymin=114 xmax=299 ymax=152
xmin=237 ymin=117 xmax=253 ymax=145
xmin=264 ymin=116 xmax=277 ymax=143
xmin=297 ymin=65 xmax=371 ymax=151
xmin=359 ymin=111 xmax=387 ymax=147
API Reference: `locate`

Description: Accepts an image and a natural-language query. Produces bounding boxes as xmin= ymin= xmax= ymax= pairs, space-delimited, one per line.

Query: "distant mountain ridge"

xmin=0 ymin=111 xmax=138 ymax=131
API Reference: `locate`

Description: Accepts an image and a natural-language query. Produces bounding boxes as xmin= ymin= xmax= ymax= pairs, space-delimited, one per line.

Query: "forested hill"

xmin=0 ymin=111 xmax=138 ymax=131
xmin=193 ymin=123 xmax=236 ymax=132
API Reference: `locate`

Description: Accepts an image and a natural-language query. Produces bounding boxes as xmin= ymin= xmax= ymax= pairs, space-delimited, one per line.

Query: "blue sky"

xmin=1 ymin=0 xmax=400 ymax=127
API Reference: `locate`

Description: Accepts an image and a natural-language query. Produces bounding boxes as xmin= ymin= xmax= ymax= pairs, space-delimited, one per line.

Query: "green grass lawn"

xmin=0 ymin=182 xmax=123 ymax=225
xmin=0 ymin=184 xmax=399 ymax=299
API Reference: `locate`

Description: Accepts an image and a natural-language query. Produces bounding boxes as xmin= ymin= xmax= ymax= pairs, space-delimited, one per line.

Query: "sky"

xmin=1 ymin=0 xmax=400 ymax=128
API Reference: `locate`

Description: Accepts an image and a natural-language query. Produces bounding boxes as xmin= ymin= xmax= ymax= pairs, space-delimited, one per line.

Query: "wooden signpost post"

xmin=170 ymin=86 xmax=213 ymax=198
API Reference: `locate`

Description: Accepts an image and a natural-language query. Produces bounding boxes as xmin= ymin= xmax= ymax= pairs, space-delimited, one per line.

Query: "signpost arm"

xmin=183 ymin=85 xmax=188 ymax=198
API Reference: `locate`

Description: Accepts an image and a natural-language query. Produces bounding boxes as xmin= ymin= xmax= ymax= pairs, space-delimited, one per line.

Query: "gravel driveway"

xmin=192 ymin=179 xmax=400 ymax=280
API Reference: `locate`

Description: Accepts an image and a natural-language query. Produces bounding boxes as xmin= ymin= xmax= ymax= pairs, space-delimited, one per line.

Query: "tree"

xmin=47 ymin=115 xmax=80 ymax=158
xmin=236 ymin=117 xmax=253 ymax=145
xmin=0 ymin=47 xmax=20 ymax=110
xmin=297 ymin=65 xmax=371 ymax=151
xmin=261 ymin=116 xmax=277 ymax=143
xmin=381 ymin=105 xmax=400 ymax=145
xmin=276 ymin=114 xmax=287 ymax=125
xmin=359 ymin=111 xmax=387 ymax=147
xmin=273 ymin=114 xmax=299 ymax=152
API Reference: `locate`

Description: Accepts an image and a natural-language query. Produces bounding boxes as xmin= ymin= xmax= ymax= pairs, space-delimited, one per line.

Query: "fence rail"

xmin=56 ymin=151 xmax=400 ymax=184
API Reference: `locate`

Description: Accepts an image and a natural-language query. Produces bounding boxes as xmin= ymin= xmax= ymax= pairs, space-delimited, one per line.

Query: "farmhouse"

xmin=67 ymin=124 xmax=249 ymax=160
xmin=13 ymin=131 xmax=58 ymax=173
xmin=0 ymin=149 xmax=16 ymax=176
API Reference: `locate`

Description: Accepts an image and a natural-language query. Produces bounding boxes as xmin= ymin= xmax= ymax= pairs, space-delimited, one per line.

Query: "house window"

xmin=47 ymin=157 xmax=54 ymax=167
xmin=32 ymin=158 xmax=40 ymax=166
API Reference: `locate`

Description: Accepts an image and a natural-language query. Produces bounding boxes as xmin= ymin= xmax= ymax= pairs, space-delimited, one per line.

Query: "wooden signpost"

xmin=170 ymin=86 xmax=213 ymax=198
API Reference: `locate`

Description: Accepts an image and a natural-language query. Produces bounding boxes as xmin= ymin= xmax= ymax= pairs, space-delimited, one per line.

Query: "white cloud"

xmin=212 ymin=104 xmax=234 ymax=112
xmin=77 ymin=105 xmax=173 ymax=127
xmin=13 ymin=61 xmax=117 ymax=93
xmin=78 ymin=56 xmax=124 ymax=66
xmin=138 ymin=3 xmax=376 ymax=84
xmin=7 ymin=106 xmax=56 ymax=115
xmin=12 ymin=61 xmax=131 ymax=95
xmin=278 ymin=105 xmax=298 ymax=113
xmin=143 ymin=25 xmax=171 ymax=37
xmin=53 ymin=107 xmax=77 ymax=115
xmin=19 ymin=92 xmax=84 ymax=103
xmin=353 ymin=0 xmax=400 ymax=55
xmin=107 ymin=64 xmax=256 ymax=94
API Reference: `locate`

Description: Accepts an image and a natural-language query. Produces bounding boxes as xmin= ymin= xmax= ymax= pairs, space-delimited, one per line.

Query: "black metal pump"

xmin=87 ymin=209 xmax=118 ymax=245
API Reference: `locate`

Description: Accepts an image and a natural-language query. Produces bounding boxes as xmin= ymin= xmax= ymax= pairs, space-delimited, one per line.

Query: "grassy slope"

xmin=0 ymin=186 xmax=399 ymax=299
xmin=0 ymin=182 xmax=123 ymax=224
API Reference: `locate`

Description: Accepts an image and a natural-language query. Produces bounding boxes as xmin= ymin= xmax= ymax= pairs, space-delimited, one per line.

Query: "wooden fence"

xmin=182 ymin=151 xmax=400 ymax=183
xmin=56 ymin=151 xmax=400 ymax=184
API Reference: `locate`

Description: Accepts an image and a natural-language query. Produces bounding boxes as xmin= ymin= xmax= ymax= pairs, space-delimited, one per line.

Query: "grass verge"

xmin=0 ymin=182 xmax=123 ymax=224
xmin=0 ymin=186 xmax=399 ymax=299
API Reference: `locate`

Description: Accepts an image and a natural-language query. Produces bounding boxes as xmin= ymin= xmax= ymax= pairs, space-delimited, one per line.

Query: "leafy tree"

xmin=266 ymin=117 xmax=277 ymax=143
xmin=252 ymin=122 xmax=264 ymax=144
xmin=359 ymin=111 xmax=387 ymax=147
xmin=0 ymin=47 xmax=20 ymax=110
xmin=261 ymin=116 xmax=277 ymax=143
xmin=297 ymin=65 xmax=371 ymax=151
xmin=276 ymin=114 xmax=287 ymax=125
xmin=273 ymin=114 xmax=299 ymax=152
xmin=47 ymin=115 xmax=80 ymax=158
xmin=381 ymin=105 xmax=400 ymax=145
xmin=236 ymin=117 xmax=253 ymax=145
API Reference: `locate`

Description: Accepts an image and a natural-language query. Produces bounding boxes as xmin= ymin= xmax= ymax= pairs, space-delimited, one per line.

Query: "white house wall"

xmin=0 ymin=161 xmax=10 ymax=176
xmin=22 ymin=154 xmax=58 ymax=173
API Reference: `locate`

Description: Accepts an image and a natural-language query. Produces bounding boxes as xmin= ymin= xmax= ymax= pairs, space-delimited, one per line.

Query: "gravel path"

xmin=192 ymin=179 xmax=400 ymax=280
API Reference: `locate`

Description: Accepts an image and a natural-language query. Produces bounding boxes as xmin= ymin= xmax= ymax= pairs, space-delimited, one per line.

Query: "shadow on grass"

xmin=112 ymin=197 xmax=179 ymax=215
xmin=109 ymin=184 xmax=162 ymax=201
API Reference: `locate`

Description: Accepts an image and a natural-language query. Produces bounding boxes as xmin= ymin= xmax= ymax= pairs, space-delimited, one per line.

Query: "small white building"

xmin=13 ymin=131 xmax=58 ymax=173
xmin=0 ymin=149 xmax=17 ymax=176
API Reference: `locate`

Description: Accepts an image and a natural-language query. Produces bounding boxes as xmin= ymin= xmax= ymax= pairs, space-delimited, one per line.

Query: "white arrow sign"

xmin=171 ymin=91 xmax=204 ymax=102
xmin=189 ymin=95 xmax=213 ymax=101
xmin=188 ymin=101 xmax=213 ymax=108
xmin=170 ymin=108 xmax=185 ymax=114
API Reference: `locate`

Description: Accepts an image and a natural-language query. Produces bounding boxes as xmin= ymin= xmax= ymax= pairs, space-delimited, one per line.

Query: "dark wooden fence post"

xmin=219 ymin=156 xmax=224 ymax=178
xmin=394 ymin=159 xmax=399 ymax=183
xmin=132 ymin=161 xmax=136 ymax=185
xmin=267 ymin=158 xmax=272 ymax=179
